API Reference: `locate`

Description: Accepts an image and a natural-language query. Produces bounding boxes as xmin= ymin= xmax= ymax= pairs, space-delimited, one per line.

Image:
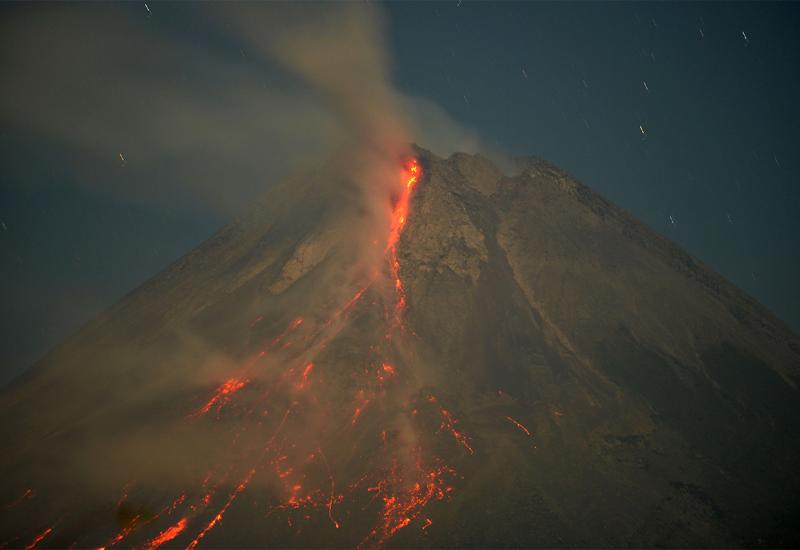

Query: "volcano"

xmin=2 ymin=146 xmax=799 ymax=549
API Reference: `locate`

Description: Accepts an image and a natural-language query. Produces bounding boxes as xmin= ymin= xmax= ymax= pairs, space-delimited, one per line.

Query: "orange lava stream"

xmin=504 ymin=415 xmax=532 ymax=437
xmin=296 ymin=362 xmax=315 ymax=390
xmin=186 ymin=468 xmax=256 ymax=550
xmin=24 ymin=527 xmax=52 ymax=550
xmin=146 ymin=517 xmax=188 ymax=550
xmin=103 ymin=493 xmax=187 ymax=548
xmin=387 ymin=160 xmax=422 ymax=322
xmin=108 ymin=515 xmax=142 ymax=546
xmin=192 ymin=378 xmax=248 ymax=417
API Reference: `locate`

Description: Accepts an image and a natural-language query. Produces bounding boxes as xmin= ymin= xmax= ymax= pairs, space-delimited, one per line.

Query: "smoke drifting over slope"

xmin=2 ymin=4 xmax=800 ymax=549
xmin=0 ymin=1 xmax=480 ymax=387
xmin=0 ymin=3 xmax=475 ymax=217
xmin=1 ymin=5 xmax=478 ymax=548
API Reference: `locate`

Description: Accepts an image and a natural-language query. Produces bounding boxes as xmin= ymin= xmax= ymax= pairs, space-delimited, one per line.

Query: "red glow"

xmin=359 ymin=460 xmax=456 ymax=548
xmin=351 ymin=390 xmax=371 ymax=426
xmin=108 ymin=514 xmax=142 ymax=546
xmin=319 ymin=450 xmax=341 ymax=530
xmin=387 ymin=159 xmax=423 ymax=323
xmin=25 ymin=527 xmax=53 ymax=550
xmin=296 ymin=362 xmax=315 ymax=390
xmin=439 ymin=409 xmax=474 ymax=454
xmin=427 ymin=394 xmax=474 ymax=454
xmin=146 ymin=517 xmax=188 ymax=550
xmin=504 ymin=415 xmax=532 ymax=437
xmin=269 ymin=318 xmax=304 ymax=347
xmin=186 ymin=468 xmax=256 ymax=550
xmin=192 ymin=377 xmax=248 ymax=417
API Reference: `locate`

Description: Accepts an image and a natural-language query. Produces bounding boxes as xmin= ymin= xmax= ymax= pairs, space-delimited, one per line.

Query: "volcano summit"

xmin=1 ymin=147 xmax=799 ymax=548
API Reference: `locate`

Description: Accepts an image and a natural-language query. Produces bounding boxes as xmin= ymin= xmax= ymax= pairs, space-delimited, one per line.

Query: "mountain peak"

xmin=2 ymin=150 xmax=799 ymax=548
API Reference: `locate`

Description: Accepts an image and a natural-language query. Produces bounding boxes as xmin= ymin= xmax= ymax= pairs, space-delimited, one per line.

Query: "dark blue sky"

xmin=1 ymin=2 xmax=798 ymax=384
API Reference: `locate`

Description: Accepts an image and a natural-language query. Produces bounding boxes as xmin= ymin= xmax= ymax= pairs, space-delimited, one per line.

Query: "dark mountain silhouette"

xmin=2 ymin=146 xmax=799 ymax=549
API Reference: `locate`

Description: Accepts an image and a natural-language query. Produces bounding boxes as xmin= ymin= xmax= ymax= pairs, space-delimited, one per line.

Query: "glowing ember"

xmin=108 ymin=514 xmax=142 ymax=546
xmin=269 ymin=317 xmax=304 ymax=347
xmin=186 ymin=468 xmax=256 ymax=550
xmin=192 ymin=377 xmax=248 ymax=417
xmin=104 ymin=492 xmax=187 ymax=548
xmin=146 ymin=517 xmax=188 ymax=550
xmin=24 ymin=527 xmax=53 ymax=550
xmin=504 ymin=415 xmax=532 ymax=437
xmin=296 ymin=362 xmax=315 ymax=390
xmin=359 ymin=460 xmax=456 ymax=548
xmin=350 ymin=390 xmax=371 ymax=426
xmin=427 ymin=394 xmax=474 ymax=454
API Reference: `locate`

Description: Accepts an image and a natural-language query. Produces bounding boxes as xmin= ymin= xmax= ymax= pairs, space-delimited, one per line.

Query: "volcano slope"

xmin=2 ymin=146 xmax=800 ymax=549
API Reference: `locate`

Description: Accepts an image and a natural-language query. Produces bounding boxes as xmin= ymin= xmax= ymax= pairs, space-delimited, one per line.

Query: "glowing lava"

xmin=192 ymin=378 xmax=248 ymax=417
xmin=9 ymin=157 xmax=481 ymax=550
xmin=296 ymin=362 xmax=315 ymax=390
xmin=387 ymin=159 xmax=422 ymax=322
xmin=359 ymin=459 xmax=456 ymax=548
xmin=24 ymin=527 xmax=53 ymax=550
xmin=146 ymin=517 xmax=188 ymax=550
xmin=186 ymin=468 xmax=256 ymax=550
xmin=504 ymin=415 xmax=532 ymax=437
xmin=427 ymin=394 xmax=474 ymax=455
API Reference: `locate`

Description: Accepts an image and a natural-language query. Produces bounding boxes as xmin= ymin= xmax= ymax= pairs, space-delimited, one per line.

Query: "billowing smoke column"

xmin=222 ymin=2 xmax=414 ymax=271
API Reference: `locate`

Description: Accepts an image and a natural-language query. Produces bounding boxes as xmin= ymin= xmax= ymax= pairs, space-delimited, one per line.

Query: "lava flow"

xmin=145 ymin=517 xmax=188 ymax=550
xmin=6 ymin=157 xmax=477 ymax=550
xmin=24 ymin=527 xmax=53 ymax=550
xmin=192 ymin=377 xmax=248 ymax=417
xmin=387 ymin=159 xmax=422 ymax=322
xmin=186 ymin=468 xmax=257 ymax=550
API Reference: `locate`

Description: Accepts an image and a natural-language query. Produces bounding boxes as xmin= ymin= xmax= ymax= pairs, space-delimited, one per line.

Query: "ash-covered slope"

xmin=2 ymin=147 xmax=799 ymax=549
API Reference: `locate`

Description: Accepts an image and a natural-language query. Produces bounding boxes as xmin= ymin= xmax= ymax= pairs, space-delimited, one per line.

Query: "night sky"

xmin=1 ymin=2 xmax=798 ymax=384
